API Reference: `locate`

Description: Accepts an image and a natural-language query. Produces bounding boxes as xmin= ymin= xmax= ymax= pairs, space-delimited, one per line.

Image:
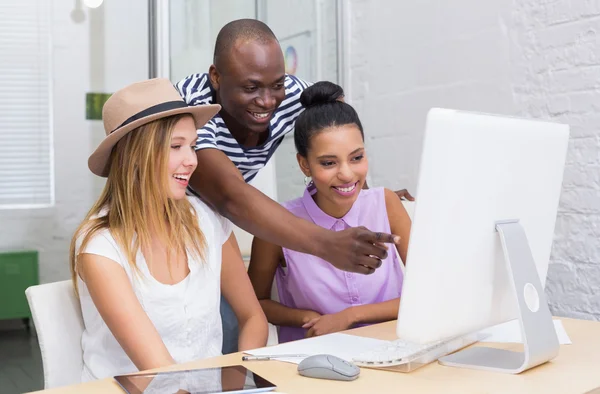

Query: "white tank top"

xmin=76 ymin=197 xmax=232 ymax=382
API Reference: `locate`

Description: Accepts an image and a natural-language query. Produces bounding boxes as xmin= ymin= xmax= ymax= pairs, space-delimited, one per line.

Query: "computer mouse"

xmin=297 ymin=354 xmax=360 ymax=381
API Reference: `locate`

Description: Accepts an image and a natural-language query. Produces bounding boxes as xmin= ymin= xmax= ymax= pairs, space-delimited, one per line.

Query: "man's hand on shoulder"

xmin=395 ymin=189 xmax=415 ymax=201
xmin=363 ymin=181 xmax=415 ymax=201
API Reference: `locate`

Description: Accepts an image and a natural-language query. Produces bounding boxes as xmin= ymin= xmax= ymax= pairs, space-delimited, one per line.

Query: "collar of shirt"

xmin=301 ymin=185 xmax=362 ymax=230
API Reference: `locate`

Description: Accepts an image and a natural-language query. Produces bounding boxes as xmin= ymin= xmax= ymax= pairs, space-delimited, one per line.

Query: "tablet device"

xmin=114 ymin=365 xmax=276 ymax=394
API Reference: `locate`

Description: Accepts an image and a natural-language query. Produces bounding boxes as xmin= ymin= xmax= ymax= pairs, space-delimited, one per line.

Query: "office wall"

xmin=516 ymin=0 xmax=600 ymax=320
xmin=347 ymin=0 xmax=600 ymax=319
xmin=0 ymin=0 xmax=148 ymax=284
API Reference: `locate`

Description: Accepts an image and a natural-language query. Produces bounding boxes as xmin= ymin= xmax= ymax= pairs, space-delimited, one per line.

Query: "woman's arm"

xmin=247 ymin=236 xmax=321 ymax=327
xmin=342 ymin=299 xmax=400 ymax=326
xmin=304 ymin=298 xmax=401 ymax=337
xmin=220 ymin=233 xmax=268 ymax=351
xmin=78 ymin=254 xmax=175 ymax=370
xmin=384 ymin=188 xmax=412 ymax=263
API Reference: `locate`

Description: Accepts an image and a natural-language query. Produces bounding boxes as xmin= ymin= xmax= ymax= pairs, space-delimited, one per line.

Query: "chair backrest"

xmin=25 ymin=280 xmax=84 ymax=389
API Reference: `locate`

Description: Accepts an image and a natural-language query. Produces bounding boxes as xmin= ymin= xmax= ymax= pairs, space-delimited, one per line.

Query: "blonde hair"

xmin=69 ymin=114 xmax=206 ymax=293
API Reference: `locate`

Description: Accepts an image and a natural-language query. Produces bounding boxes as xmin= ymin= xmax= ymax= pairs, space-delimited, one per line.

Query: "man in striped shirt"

xmin=176 ymin=20 xmax=411 ymax=350
xmin=177 ymin=19 xmax=410 ymax=273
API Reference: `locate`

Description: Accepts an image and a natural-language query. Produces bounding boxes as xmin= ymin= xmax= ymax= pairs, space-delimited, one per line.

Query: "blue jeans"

xmin=220 ymin=295 xmax=239 ymax=354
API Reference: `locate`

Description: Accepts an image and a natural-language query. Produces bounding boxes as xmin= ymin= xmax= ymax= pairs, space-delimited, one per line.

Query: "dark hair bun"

xmin=300 ymin=81 xmax=344 ymax=108
xmin=294 ymin=81 xmax=362 ymax=157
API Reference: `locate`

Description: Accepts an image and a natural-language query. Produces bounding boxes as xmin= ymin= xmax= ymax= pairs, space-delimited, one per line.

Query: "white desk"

xmin=31 ymin=317 xmax=600 ymax=394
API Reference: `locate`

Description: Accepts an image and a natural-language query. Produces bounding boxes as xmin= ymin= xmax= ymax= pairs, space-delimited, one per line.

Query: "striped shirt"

xmin=176 ymin=73 xmax=310 ymax=184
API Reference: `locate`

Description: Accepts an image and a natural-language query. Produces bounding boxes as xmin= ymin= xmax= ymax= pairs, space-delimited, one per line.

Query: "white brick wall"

xmin=348 ymin=0 xmax=600 ymax=319
xmin=512 ymin=0 xmax=600 ymax=320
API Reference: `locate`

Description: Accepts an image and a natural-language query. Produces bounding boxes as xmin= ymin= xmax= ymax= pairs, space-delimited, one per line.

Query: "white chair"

xmin=25 ymin=280 xmax=84 ymax=389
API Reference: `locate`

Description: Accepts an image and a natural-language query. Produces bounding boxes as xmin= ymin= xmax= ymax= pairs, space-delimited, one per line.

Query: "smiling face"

xmin=209 ymin=39 xmax=286 ymax=141
xmin=297 ymin=124 xmax=368 ymax=218
xmin=167 ymin=116 xmax=198 ymax=200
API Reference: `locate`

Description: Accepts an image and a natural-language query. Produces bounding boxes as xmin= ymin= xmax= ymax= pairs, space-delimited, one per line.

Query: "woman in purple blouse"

xmin=247 ymin=82 xmax=412 ymax=343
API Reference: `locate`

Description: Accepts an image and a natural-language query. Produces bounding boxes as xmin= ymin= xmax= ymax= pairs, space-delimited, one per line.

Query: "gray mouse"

xmin=297 ymin=354 xmax=360 ymax=381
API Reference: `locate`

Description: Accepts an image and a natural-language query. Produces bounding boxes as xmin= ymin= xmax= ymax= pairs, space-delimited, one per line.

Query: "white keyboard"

xmin=352 ymin=335 xmax=478 ymax=370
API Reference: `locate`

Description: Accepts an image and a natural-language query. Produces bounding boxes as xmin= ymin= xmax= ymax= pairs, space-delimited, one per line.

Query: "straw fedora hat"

xmin=88 ymin=78 xmax=221 ymax=177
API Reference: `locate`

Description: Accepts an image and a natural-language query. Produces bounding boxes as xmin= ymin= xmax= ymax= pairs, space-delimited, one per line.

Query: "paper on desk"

xmin=478 ymin=319 xmax=571 ymax=344
xmin=244 ymin=333 xmax=390 ymax=364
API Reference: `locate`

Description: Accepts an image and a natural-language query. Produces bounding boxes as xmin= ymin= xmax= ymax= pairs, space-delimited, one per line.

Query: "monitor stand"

xmin=438 ymin=220 xmax=560 ymax=374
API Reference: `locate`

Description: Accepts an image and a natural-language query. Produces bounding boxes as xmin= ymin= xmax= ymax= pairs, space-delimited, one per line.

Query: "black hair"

xmin=213 ymin=19 xmax=278 ymax=68
xmin=294 ymin=81 xmax=364 ymax=157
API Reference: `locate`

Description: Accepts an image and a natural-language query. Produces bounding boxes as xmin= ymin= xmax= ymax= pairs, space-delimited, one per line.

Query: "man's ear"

xmin=208 ymin=64 xmax=220 ymax=91
xmin=296 ymin=153 xmax=311 ymax=177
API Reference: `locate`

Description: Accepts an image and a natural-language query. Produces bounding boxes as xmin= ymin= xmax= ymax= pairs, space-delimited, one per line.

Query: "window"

xmin=0 ymin=0 xmax=54 ymax=208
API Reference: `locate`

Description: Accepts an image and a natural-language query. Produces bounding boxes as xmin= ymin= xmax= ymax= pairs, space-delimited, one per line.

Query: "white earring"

xmin=304 ymin=176 xmax=312 ymax=186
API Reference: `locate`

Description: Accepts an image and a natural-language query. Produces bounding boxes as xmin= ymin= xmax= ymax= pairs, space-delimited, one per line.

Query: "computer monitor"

xmin=396 ymin=108 xmax=569 ymax=373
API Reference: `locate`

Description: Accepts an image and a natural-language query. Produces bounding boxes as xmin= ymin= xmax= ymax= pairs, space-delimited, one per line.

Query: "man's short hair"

xmin=213 ymin=19 xmax=278 ymax=68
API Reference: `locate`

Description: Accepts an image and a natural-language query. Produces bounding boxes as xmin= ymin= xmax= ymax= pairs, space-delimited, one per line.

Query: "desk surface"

xmin=32 ymin=317 xmax=600 ymax=394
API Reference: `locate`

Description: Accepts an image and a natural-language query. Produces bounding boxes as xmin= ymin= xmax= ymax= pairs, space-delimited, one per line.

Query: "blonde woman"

xmin=70 ymin=79 xmax=267 ymax=382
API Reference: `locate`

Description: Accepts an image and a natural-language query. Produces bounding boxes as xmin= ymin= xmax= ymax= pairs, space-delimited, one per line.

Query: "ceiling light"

xmin=83 ymin=0 xmax=104 ymax=9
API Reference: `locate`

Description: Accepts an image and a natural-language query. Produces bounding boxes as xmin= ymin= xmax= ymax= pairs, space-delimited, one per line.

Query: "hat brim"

xmin=88 ymin=104 xmax=221 ymax=177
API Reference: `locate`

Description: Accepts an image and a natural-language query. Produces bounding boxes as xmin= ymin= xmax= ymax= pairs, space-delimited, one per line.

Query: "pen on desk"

xmin=242 ymin=354 xmax=308 ymax=361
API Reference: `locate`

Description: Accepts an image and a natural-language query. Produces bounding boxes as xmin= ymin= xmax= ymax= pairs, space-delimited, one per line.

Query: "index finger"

xmin=365 ymin=230 xmax=400 ymax=244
